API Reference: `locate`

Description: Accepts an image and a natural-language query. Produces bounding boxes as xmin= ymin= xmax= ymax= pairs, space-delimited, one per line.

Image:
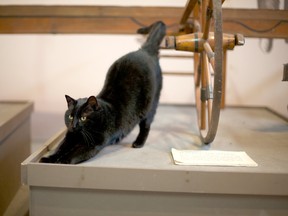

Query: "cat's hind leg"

xmin=132 ymin=119 xmax=151 ymax=148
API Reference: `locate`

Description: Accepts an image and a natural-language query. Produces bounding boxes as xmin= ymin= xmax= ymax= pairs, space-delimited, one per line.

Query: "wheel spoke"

xmin=179 ymin=0 xmax=198 ymax=30
xmin=195 ymin=53 xmax=201 ymax=86
xmin=205 ymin=54 xmax=213 ymax=126
xmin=203 ymin=0 xmax=213 ymax=40
xmin=200 ymin=52 xmax=207 ymax=130
xmin=203 ymin=41 xmax=215 ymax=70
xmin=200 ymin=52 xmax=213 ymax=130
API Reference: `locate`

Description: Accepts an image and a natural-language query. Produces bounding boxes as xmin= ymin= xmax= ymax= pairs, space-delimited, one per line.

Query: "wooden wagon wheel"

xmin=163 ymin=0 xmax=244 ymax=144
xmin=195 ymin=0 xmax=223 ymax=144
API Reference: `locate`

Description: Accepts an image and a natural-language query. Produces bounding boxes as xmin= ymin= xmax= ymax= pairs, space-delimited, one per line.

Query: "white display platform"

xmin=0 ymin=101 xmax=33 ymax=215
xmin=22 ymin=105 xmax=288 ymax=216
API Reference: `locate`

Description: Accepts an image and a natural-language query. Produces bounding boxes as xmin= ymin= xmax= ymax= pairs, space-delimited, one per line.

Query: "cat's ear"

xmin=87 ymin=96 xmax=100 ymax=110
xmin=65 ymin=95 xmax=76 ymax=108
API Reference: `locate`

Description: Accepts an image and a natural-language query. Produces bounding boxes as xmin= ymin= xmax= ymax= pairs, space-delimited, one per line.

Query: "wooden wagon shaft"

xmin=0 ymin=6 xmax=287 ymax=38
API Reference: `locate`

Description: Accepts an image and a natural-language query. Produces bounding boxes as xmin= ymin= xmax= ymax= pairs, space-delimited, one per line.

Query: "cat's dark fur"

xmin=40 ymin=21 xmax=166 ymax=164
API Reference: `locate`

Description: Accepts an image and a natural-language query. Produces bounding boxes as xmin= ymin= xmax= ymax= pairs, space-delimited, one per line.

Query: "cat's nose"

xmin=69 ymin=121 xmax=78 ymax=132
xmin=68 ymin=126 xmax=75 ymax=132
xmin=69 ymin=126 xmax=79 ymax=133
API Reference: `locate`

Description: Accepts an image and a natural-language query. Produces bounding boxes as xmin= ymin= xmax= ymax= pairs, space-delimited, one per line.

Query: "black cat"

xmin=40 ymin=21 xmax=166 ymax=164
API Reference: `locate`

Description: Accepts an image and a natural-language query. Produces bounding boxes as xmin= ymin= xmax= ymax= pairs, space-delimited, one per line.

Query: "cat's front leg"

xmin=57 ymin=145 xmax=104 ymax=164
xmin=39 ymin=150 xmax=73 ymax=164
xmin=39 ymin=148 xmax=68 ymax=163
xmin=39 ymin=138 xmax=73 ymax=163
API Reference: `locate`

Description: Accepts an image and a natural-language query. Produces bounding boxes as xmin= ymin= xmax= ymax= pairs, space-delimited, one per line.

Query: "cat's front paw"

xmin=39 ymin=155 xmax=62 ymax=164
xmin=39 ymin=156 xmax=54 ymax=163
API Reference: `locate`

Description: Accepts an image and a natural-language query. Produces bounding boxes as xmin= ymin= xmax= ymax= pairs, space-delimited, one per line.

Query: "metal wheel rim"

xmin=197 ymin=0 xmax=223 ymax=144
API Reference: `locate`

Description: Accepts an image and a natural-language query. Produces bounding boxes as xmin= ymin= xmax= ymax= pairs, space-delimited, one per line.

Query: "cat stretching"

xmin=40 ymin=21 xmax=166 ymax=164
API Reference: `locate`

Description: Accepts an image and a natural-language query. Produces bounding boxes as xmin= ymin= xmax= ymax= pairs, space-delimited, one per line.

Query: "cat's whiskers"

xmin=81 ymin=129 xmax=98 ymax=147
xmin=80 ymin=130 xmax=92 ymax=147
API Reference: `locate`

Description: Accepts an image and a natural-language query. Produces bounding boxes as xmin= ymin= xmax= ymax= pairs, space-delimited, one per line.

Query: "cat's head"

xmin=64 ymin=95 xmax=101 ymax=132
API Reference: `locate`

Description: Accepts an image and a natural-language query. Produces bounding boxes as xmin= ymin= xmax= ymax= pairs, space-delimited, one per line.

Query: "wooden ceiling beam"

xmin=0 ymin=6 xmax=287 ymax=38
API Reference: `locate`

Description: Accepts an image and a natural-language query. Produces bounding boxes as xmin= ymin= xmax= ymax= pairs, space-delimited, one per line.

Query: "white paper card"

xmin=171 ymin=148 xmax=258 ymax=167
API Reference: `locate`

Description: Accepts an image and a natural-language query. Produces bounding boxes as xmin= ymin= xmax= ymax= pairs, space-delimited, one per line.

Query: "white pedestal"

xmin=0 ymin=101 xmax=33 ymax=215
xmin=22 ymin=106 xmax=288 ymax=216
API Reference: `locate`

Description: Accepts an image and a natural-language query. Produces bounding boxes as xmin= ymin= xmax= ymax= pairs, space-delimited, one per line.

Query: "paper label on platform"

xmin=171 ymin=148 xmax=258 ymax=167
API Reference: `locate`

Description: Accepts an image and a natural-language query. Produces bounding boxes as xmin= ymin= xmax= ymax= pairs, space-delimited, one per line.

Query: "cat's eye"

xmin=80 ymin=116 xmax=87 ymax=122
xmin=68 ymin=115 xmax=73 ymax=120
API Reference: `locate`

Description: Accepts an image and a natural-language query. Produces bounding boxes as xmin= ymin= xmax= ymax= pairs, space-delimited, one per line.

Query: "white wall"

xmin=226 ymin=39 xmax=288 ymax=112
xmin=0 ymin=0 xmax=287 ymax=143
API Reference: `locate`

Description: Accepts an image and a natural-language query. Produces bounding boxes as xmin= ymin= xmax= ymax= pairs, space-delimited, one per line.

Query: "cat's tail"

xmin=137 ymin=21 xmax=166 ymax=55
